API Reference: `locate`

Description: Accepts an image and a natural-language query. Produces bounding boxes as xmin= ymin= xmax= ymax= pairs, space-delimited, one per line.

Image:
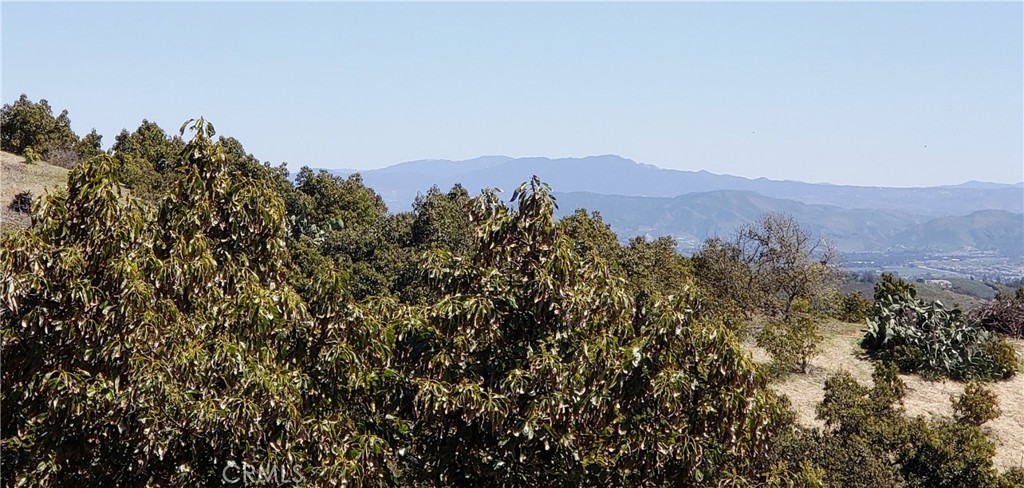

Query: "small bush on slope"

xmin=772 ymin=363 xmax=1018 ymax=488
xmin=862 ymin=275 xmax=1018 ymax=380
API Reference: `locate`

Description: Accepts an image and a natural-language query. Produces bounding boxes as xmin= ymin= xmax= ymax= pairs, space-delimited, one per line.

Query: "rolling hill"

xmin=553 ymin=191 xmax=1023 ymax=255
xmin=333 ymin=155 xmax=1024 ymax=217
xmin=552 ymin=190 xmax=922 ymax=252
xmin=893 ymin=210 xmax=1024 ymax=258
xmin=320 ymin=155 xmax=1023 ymax=256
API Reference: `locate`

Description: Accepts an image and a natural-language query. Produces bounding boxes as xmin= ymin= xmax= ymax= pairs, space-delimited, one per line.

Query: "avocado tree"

xmin=391 ymin=178 xmax=800 ymax=486
xmin=1 ymin=119 xmax=400 ymax=486
xmin=557 ymin=208 xmax=624 ymax=275
xmin=1 ymin=94 xmax=79 ymax=161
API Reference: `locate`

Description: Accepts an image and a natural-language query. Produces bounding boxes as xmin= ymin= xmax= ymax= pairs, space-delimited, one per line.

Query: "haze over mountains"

xmin=324 ymin=155 xmax=1024 ymax=257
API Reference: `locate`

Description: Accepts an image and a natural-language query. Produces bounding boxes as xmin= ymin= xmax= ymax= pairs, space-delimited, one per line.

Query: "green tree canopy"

xmin=557 ymin=208 xmax=624 ymax=275
xmin=111 ymin=119 xmax=184 ymax=172
xmin=287 ymin=168 xmax=395 ymax=299
xmin=1 ymin=119 xmax=395 ymax=485
xmin=390 ymin=178 xmax=794 ymax=486
xmin=1 ymin=94 xmax=79 ymax=158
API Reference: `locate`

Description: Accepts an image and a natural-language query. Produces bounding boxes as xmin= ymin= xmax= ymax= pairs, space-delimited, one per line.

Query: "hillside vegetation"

xmin=750 ymin=320 xmax=1024 ymax=471
xmin=2 ymin=97 xmax=1022 ymax=486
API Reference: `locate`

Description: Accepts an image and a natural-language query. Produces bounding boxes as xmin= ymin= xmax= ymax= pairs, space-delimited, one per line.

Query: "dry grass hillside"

xmin=1 ymin=151 xmax=69 ymax=232
xmin=750 ymin=320 xmax=1024 ymax=471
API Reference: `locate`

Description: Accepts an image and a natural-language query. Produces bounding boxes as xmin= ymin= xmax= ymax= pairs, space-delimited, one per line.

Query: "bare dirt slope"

xmin=1 ymin=151 xmax=69 ymax=231
xmin=750 ymin=320 xmax=1024 ymax=471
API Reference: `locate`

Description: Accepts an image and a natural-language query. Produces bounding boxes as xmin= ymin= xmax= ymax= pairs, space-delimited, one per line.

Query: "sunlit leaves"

xmin=1 ymin=119 xmax=398 ymax=486
xmin=394 ymin=176 xmax=791 ymax=486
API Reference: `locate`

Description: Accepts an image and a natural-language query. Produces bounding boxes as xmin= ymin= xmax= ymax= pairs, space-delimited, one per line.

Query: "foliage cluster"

xmin=862 ymin=274 xmax=1018 ymax=380
xmin=2 ymin=120 xmax=805 ymax=486
xmin=835 ymin=290 xmax=872 ymax=323
xmin=0 ymin=94 xmax=104 ymax=168
xmin=694 ymin=214 xmax=841 ymax=375
xmin=772 ymin=363 xmax=1022 ymax=488
xmin=952 ymin=382 xmax=1002 ymax=427
xmin=757 ymin=298 xmax=823 ymax=374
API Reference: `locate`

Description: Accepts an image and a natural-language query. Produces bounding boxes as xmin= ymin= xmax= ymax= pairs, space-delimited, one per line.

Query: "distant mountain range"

xmin=553 ymin=191 xmax=1023 ymax=257
xmin=321 ymin=155 xmax=1024 ymax=257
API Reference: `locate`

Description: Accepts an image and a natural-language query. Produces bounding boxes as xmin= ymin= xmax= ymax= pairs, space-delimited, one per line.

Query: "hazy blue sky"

xmin=3 ymin=2 xmax=1022 ymax=187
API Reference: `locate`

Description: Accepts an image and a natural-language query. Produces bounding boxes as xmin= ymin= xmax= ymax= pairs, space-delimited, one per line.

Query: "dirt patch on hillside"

xmin=749 ymin=320 xmax=1024 ymax=471
xmin=1 ymin=151 xmax=69 ymax=231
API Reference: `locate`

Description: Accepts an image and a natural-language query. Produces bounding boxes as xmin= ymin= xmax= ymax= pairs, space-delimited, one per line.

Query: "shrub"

xmin=952 ymin=382 xmax=1001 ymax=427
xmin=8 ymin=191 xmax=32 ymax=213
xmin=1000 ymin=468 xmax=1024 ymax=487
xmin=863 ymin=278 xmax=1017 ymax=380
xmin=774 ymin=364 xmax=1007 ymax=487
xmin=984 ymin=339 xmax=1021 ymax=380
xmin=807 ymin=364 xmax=911 ymax=487
xmin=22 ymin=147 xmax=41 ymax=163
xmin=875 ymin=272 xmax=917 ymax=301
xmin=901 ymin=416 xmax=1001 ymax=488
xmin=757 ymin=298 xmax=823 ymax=375
xmin=836 ymin=290 xmax=872 ymax=323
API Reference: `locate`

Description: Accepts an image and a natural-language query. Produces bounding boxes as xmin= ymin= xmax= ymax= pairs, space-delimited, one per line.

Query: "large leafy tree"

xmin=408 ymin=184 xmax=473 ymax=254
xmin=692 ymin=236 xmax=760 ymax=323
xmin=620 ymin=235 xmax=695 ymax=309
xmin=74 ymin=129 xmax=105 ymax=162
xmin=287 ymin=168 xmax=396 ymax=299
xmin=558 ymin=210 xmax=696 ymax=309
xmin=111 ymin=119 xmax=185 ymax=173
xmin=735 ymin=213 xmax=839 ymax=318
xmin=386 ymin=184 xmax=475 ymax=303
xmin=695 ymin=213 xmax=840 ymax=373
xmin=108 ymin=120 xmax=186 ymax=202
xmin=1 ymin=94 xmax=80 ymax=162
xmin=0 ymin=119 xmax=396 ymax=485
xmin=392 ymin=178 xmax=797 ymax=486
xmin=557 ymin=208 xmax=624 ymax=276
